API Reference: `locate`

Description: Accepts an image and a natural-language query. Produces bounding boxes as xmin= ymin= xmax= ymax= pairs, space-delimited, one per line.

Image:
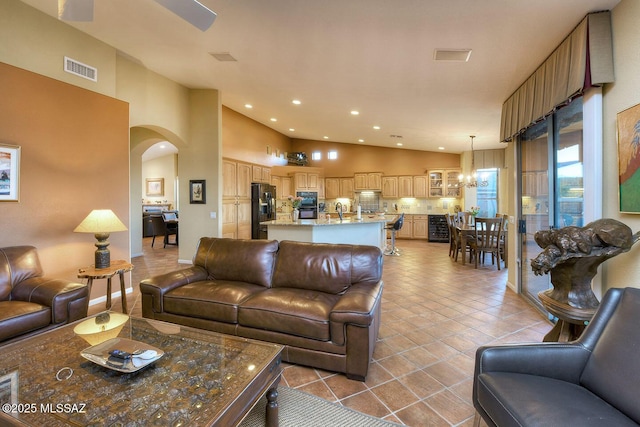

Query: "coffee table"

xmin=0 ymin=313 xmax=283 ymax=426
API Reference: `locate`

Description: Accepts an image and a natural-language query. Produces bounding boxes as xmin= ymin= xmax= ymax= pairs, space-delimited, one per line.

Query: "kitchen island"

xmin=263 ymin=215 xmax=394 ymax=250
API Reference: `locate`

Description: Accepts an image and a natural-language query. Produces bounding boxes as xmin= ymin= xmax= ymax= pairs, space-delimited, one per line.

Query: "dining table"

xmin=455 ymin=222 xmax=508 ymax=267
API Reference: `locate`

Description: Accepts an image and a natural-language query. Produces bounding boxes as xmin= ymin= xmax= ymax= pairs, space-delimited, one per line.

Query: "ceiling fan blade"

xmin=58 ymin=0 xmax=94 ymax=22
xmin=154 ymin=0 xmax=217 ymax=32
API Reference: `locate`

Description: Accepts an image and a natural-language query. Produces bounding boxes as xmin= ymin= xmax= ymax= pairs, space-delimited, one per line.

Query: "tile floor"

xmin=91 ymin=238 xmax=552 ymax=427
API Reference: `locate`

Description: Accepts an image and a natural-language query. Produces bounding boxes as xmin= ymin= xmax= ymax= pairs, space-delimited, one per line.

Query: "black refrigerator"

xmin=251 ymin=183 xmax=276 ymax=239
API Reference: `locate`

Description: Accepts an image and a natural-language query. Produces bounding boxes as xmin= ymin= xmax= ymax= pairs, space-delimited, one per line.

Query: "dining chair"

xmin=496 ymin=214 xmax=508 ymax=265
xmin=471 ymin=217 xmax=504 ymax=269
xmin=150 ymin=215 xmax=178 ymax=248
xmin=457 ymin=211 xmax=472 ymax=226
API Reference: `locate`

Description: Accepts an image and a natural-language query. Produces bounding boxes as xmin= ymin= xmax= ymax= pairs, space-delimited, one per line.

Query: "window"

xmin=311 ymin=151 xmax=321 ymax=160
xmin=476 ymin=168 xmax=498 ymax=217
xmin=328 ymin=150 xmax=338 ymax=160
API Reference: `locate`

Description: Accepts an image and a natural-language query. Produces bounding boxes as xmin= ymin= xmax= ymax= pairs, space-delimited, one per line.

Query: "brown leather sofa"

xmin=140 ymin=237 xmax=384 ymax=381
xmin=0 ymin=246 xmax=90 ymax=344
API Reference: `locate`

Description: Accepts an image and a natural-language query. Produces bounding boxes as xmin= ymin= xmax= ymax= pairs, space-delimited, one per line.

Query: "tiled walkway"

xmin=94 ymin=238 xmax=551 ymax=426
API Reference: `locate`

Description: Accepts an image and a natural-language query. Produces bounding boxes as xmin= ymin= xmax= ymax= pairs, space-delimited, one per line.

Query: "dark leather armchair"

xmin=0 ymin=246 xmax=89 ymax=344
xmin=473 ymin=287 xmax=640 ymax=427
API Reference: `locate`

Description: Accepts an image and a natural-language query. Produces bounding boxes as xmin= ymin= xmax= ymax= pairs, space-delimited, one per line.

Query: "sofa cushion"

xmin=272 ymin=241 xmax=382 ymax=294
xmin=238 ymin=288 xmax=340 ymax=341
xmin=0 ymin=301 xmax=50 ymax=342
xmin=580 ymin=288 xmax=640 ymax=423
xmin=193 ymin=238 xmax=278 ymax=288
xmin=477 ymin=372 xmax=638 ymax=427
xmin=163 ymin=280 xmax=265 ymax=323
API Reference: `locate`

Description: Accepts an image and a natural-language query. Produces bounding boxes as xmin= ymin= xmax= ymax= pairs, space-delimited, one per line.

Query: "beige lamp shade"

xmin=74 ymin=209 xmax=128 ymax=269
xmin=74 ymin=312 xmax=129 ymax=345
xmin=74 ymin=209 xmax=127 ymax=233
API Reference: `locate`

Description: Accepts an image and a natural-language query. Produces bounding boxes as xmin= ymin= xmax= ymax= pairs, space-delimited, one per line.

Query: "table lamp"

xmin=74 ymin=209 xmax=127 ymax=268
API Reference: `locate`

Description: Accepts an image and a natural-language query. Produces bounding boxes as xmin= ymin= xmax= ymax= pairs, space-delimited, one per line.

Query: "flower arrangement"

xmin=468 ymin=206 xmax=481 ymax=217
xmin=288 ymin=195 xmax=303 ymax=209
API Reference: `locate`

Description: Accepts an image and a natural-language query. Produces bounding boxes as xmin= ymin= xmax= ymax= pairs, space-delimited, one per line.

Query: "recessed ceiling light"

xmin=373 ymin=126 xmax=381 ymax=130
xmin=270 ymin=118 xmax=277 ymax=122
xmin=396 ymin=142 xmax=403 ymax=146
xmin=289 ymin=128 xmax=295 ymax=132
xmin=433 ymin=49 xmax=472 ymax=62
xmin=358 ymin=139 xmax=364 ymax=143
xmin=292 ymin=100 xmax=301 ymax=105
xmin=438 ymin=147 xmax=445 ymax=150
xmin=350 ymin=110 xmax=359 ymax=116
xmin=160 ymin=144 xmax=166 ymax=149
xmin=244 ymin=104 xmax=253 ymax=109
xmin=323 ymin=136 xmax=329 ymax=139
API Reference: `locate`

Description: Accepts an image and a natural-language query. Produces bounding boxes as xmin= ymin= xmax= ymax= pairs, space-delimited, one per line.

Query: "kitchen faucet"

xmin=335 ymin=202 xmax=343 ymax=221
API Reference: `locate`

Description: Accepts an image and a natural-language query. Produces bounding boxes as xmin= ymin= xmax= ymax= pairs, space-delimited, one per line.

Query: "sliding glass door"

xmin=519 ymin=98 xmax=583 ymax=312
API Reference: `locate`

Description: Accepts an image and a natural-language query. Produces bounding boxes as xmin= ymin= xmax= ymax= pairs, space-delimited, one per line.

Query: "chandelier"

xmin=458 ymin=135 xmax=488 ymax=188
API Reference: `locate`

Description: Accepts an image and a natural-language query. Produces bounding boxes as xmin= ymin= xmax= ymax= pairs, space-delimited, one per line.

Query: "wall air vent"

xmin=64 ymin=56 xmax=98 ymax=82
xmin=433 ymin=49 xmax=472 ymax=62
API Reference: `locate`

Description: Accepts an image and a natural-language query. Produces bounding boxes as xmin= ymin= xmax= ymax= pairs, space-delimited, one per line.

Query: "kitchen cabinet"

xmin=396 ymin=214 xmax=413 ymax=239
xmin=413 ymin=176 xmax=428 ymax=198
xmin=382 ymin=176 xmax=398 ymax=198
xmin=292 ymin=172 xmax=320 ymax=193
xmin=398 ymin=176 xmax=413 ymax=198
xmin=340 ymin=178 xmax=354 ymax=199
xmin=271 ymin=176 xmax=292 ymax=199
xmin=413 ymin=215 xmax=429 ymax=239
xmin=222 ymin=159 xmax=252 ymax=239
xmin=252 ymin=165 xmax=271 ymax=183
xmin=428 ymin=169 xmax=461 ymax=198
xmin=354 ymin=172 xmax=382 ymax=191
xmin=325 ymin=178 xmax=340 ymax=199
xmin=522 ymin=171 xmax=548 ymax=196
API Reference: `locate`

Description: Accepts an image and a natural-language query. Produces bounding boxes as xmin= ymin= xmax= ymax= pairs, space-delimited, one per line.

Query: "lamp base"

xmin=94 ymin=232 xmax=111 ymax=269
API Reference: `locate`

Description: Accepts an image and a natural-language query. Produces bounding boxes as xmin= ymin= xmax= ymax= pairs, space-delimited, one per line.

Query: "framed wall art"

xmin=145 ymin=178 xmax=164 ymax=197
xmin=0 ymin=144 xmax=20 ymax=202
xmin=190 ymin=180 xmax=206 ymax=204
xmin=617 ymin=103 xmax=640 ymax=213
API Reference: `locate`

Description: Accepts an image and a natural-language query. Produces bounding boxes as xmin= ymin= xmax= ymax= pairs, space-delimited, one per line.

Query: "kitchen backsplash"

xmin=324 ymin=196 xmax=462 ymax=215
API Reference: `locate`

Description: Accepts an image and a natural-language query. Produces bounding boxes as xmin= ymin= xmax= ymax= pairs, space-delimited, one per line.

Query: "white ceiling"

xmin=20 ymin=0 xmax=620 ymax=153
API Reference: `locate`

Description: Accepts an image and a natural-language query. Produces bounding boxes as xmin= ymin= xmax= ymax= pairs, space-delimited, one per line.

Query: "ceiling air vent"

xmin=64 ymin=56 xmax=98 ymax=82
xmin=210 ymin=52 xmax=237 ymax=62
xmin=433 ymin=49 xmax=472 ymax=62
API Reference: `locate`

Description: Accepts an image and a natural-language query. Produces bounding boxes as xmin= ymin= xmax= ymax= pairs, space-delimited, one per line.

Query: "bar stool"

xmin=384 ymin=213 xmax=404 ymax=256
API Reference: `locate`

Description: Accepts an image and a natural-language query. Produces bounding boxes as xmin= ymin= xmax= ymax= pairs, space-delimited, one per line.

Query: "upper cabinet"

xmin=252 ymin=165 xmax=271 ymax=183
xmin=413 ymin=176 xmax=428 ymax=198
xmin=354 ymin=172 xmax=382 ymax=191
xmin=340 ymin=178 xmax=354 ymax=199
xmin=223 ymin=159 xmax=252 ymax=199
xmin=428 ymin=169 xmax=461 ymax=198
xmin=325 ymin=178 xmax=340 ymax=199
xmin=381 ymin=176 xmax=398 ymax=198
xmin=293 ymin=172 xmax=320 ymax=193
xmin=398 ymin=176 xmax=413 ymax=198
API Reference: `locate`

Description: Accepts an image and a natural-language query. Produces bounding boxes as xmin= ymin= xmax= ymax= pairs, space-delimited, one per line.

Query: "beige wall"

xmin=291 ymin=139 xmax=460 ymax=177
xmin=601 ymin=0 xmax=640 ymax=293
xmin=142 ymin=155 xmax=178 ymax=206
xmin=0 ymin=62 xmax=129 ymax=301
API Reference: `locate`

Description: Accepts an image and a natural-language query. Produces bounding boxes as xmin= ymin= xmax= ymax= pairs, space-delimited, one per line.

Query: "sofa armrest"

xmin=140 ymin=266 xmax=208 ymax=314
xmin=475 ymin=343 xmax=591 ymax=384
xmin=330 ymin=281 xmax=383 ymax=346
xmin=12 ymin=277 xmax=89 ymax=324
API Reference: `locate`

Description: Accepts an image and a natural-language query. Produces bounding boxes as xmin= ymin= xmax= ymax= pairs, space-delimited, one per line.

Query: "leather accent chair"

xmin=0 ymin=246 xmax=89 ymax=345
xmin=473 ymin=287 xmax=640 ymax=427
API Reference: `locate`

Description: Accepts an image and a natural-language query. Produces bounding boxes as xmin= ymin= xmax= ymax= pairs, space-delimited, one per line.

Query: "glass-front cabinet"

xmin=428 ymin=170 xmax=461 ymax=198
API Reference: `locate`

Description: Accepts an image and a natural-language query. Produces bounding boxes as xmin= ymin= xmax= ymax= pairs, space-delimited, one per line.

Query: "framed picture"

xmin=145 ymin=178 xmax=164 ymax=197
xmin=0 ymin=144 xmax=20 ymax=202
xmin=190 ymin=180 xmax=206 ymax=204
xmin=617 ymin=103 xmax=640 ymax=213
xmin=0 ymin=371 xmax=18 ymax=407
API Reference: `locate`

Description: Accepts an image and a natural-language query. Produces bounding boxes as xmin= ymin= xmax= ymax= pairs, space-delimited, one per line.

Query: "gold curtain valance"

xmin=500 ymin=11 xmax=614 ymax=142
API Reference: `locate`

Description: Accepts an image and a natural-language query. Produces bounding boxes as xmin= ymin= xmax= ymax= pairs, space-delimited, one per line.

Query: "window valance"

xmin=500 ymin=11 xmax=613 ymax=142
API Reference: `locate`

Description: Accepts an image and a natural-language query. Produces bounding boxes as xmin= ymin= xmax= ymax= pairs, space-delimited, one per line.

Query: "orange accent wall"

xmin=0 ymin=62 xmax=130 ymax=297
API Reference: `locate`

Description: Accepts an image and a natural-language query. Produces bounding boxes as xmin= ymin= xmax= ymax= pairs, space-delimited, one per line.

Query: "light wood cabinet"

xmin=252 ymin=165 xmax=271 ymax=183
xmin=325 ymin=178 xmax=340 ymax=199
xmin=222 ymin=159 xmax=252 ymax=239
xmin=413 ymin=176 xmax=428 ymax=198
xmin=398 ymin=176 xmax=413 ymax=198
xmin=340 ymin=178 xmax=354 ymax=199
xmin=428 ymin=169 xmax=461 ymax=198
xmin=397 ymin=214 xmax=413 ymax=239
xmin=354 ymin=172 xmax=382 ymax=191
xmin=412 ymin=215 xmax=429 ymax=239
xmin=271 ymin=176 xmax=293 ymax=199
xmin=382 ymin=176 xmax=398 ymax=198
xmin=293 ymin=172 xmax=320 ymax=193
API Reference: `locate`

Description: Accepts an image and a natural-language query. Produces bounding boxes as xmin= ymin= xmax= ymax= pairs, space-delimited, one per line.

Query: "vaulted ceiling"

xmin=20 ymin=0 xmax=620 ymax=153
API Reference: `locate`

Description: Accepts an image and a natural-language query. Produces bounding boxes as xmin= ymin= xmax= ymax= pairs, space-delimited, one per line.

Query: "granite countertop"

xmin=263 ymin=215 xmax=395 ymax=226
